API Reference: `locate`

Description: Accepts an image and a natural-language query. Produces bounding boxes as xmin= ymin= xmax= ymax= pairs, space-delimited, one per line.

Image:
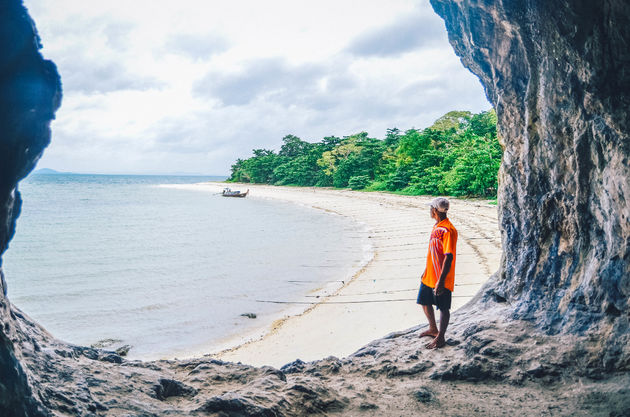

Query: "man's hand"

xmin=434 ymin=282 xmax=445 ymax=296
xmin=434 ymin=253 xmax=453 ymax=296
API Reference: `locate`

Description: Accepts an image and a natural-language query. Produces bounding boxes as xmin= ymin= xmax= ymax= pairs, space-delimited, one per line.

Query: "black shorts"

xmin=417 ymin=282 xmax=452 ymax=311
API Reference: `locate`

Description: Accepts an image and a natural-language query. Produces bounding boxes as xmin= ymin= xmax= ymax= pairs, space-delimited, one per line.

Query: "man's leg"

xmin=419 ymin=305 xmax=439 ymax=338
xmin=426 ymin=288 xmax=451 ymax=348
xmin=426 ymin=309 xmax=449 ymax=348
xmin=417 ymin=284 xmax=439 ymax=338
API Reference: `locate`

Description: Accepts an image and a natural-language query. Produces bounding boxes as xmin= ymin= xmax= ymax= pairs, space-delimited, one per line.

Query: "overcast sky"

xmin=25 ymin=0 xmax=490 ymax=175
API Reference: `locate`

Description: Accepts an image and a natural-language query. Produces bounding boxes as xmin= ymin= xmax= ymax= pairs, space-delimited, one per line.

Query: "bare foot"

xmin=425 ymin=337 xmax=446 ymax=349
xmin=419 ymin=328 xmax=439 ymax=338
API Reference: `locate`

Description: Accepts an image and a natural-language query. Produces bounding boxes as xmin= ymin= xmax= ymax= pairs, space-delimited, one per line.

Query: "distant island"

xmin=33 ymin=168 xmax=72 ymax=175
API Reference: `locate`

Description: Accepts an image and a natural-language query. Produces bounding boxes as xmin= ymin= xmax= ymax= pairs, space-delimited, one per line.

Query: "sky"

xmin=25 ymin=0 xmax=490 ymax=176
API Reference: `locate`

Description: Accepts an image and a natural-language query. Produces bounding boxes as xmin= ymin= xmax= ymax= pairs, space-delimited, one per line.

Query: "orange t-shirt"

xmin=422 ymin=218 xmax=457 ymax=291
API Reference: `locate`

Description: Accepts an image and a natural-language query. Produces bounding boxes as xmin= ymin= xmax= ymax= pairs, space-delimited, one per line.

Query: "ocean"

xmin=2 ymin=174 xmax=369 ymax=360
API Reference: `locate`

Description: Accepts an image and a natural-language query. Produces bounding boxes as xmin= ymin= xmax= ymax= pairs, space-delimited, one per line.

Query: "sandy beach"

xmin=169 ymin=182 xmax=501 ymax=368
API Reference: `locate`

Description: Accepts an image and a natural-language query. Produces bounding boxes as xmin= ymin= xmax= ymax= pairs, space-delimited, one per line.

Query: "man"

xmin=417 ymin=197 xmax=457 ymax=349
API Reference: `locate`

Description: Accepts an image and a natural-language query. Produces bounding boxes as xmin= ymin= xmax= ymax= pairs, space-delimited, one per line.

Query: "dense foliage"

xmin=228 ymin=110 xmax=501 ymax=197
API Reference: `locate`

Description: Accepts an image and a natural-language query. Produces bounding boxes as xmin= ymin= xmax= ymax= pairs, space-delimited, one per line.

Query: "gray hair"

xmin=427 ymin=197 xmax=450 ymax=213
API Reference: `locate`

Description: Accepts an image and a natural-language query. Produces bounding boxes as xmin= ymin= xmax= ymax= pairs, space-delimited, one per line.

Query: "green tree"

xmin=317 ymin=138 xmax=362 ymax=177
xmin=428 ymin=110 xmax=472 ymax=132
xmin=333 ymin=152 xmax=372 ymax=187
xmin=385 ymin=127 xmax=402 ymax=146
xmin=320 ymin=136 xmax=342 ymax=151
xmin=441 ymin=132 xmax=501 ymax=196
xmin=469 ymin=109 xmax=498 ymax=138
xmin=396 ymin=129 xmax=431 ymax=165
xmin=273 ymin=153 xmax=320 ymax=186
xmin=228 ymin=109 xmax=501 ymax=198
xmin=385 ymin=167 xmax=412 ymax=190
xmin=348 ymin=175 xmax=371 ymax=190
xmin=235 ymin=149 xmax=282 ymax=183
xmin=278 ymin=134 xmax=312 ymax=158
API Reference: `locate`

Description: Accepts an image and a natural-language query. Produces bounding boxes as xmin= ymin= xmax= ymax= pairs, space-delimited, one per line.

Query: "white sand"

xmin=169 ymin=183 xmax=501 ymax=368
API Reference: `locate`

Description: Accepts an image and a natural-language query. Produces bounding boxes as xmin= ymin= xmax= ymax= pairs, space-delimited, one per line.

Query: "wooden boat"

xmin=222 ymin=187 xmax=249 ymax=198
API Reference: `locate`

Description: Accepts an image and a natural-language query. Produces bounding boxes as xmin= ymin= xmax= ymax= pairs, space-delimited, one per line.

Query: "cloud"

xmin=193 ymin=57 xmax=325 ymax=106
xmin=345 ymin=13 xmax=446 ymax=57
xmin=102 ymin=21 xmax=135 ymax=50
xmin=162 ymin=33 xmax=229 ymax=60
xmin=28 ymin=11 xmax=160 ymax=94
xmin=57 ymin=55 xmax=163 ymax=94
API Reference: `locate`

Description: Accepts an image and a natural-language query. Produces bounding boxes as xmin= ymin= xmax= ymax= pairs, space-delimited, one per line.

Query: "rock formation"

xmin=0 ymin=0 xmax=628 ymax=415
xmin=0 ymin=0 xmax=61 ymax=414
xmin=430 ymin=0 xmax=630 ymax=369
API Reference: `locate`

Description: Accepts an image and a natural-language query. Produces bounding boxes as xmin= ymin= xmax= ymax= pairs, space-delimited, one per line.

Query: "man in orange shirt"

xmin=417 ymin=197 xmax=457 ymax=349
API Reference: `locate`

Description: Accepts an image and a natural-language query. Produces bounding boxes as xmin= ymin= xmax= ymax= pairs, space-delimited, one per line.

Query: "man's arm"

xmin=434 ymin=254 xmax=453 ymax=295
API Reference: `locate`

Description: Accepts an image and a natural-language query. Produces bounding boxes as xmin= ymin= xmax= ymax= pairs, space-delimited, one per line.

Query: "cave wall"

xmin=430 ymin=0 xmax=629 ymax=363
xmin=0 ymin=0 xmax=62 ymax=414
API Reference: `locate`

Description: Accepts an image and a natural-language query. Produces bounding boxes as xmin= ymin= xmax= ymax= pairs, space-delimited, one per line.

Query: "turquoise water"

xmin=2 ymin=174 xmax=368 ymax=359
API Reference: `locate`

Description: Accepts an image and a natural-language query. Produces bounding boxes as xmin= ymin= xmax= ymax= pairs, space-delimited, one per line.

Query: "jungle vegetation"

xmin=228 ymin=110 xmax=501 ymax=198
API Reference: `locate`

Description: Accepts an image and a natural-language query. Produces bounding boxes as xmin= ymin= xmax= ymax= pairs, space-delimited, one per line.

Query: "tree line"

xmin=228 ymin=109 xmax=501 ymax=198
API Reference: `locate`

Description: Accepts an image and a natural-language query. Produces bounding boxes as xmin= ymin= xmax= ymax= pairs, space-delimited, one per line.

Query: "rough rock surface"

xmin=0 ymin=0 xmax=61 ymax=414
xmin=0 ymin=0 xmax=629 ymax=416
xmin=430 ymin=0 xmax=630 ymax=369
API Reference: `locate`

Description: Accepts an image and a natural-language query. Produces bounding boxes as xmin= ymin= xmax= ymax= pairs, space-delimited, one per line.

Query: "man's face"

xmin=430 ymin=207 xmax=437 ymax=221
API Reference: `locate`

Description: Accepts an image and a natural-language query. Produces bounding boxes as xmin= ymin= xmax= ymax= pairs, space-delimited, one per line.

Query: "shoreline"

xmin=156 ymin=182 xmax=376 ymax=362
xmin=167 ymin=182 xmax=501 ymax=368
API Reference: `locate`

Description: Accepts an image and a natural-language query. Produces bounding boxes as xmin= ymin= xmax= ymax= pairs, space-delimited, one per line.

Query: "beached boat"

xmin=222 ymin=187 xmax=249 ymax=198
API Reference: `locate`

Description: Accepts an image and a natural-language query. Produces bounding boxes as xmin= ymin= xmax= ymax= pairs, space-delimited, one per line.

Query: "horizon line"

xmin=33 ymin=168 xmax=229 ymax=177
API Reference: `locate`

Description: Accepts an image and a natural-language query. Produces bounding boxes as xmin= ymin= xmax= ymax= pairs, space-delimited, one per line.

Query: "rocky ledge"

xmin=0 ymin=0 xmax=628 ymax=415
xmin=8 ymin=300 xmax=630 ymax=415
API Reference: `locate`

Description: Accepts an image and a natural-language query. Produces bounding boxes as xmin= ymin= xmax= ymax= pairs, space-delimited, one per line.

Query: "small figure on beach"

xmin=417 ymin=197 xmax=458 ymax=349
